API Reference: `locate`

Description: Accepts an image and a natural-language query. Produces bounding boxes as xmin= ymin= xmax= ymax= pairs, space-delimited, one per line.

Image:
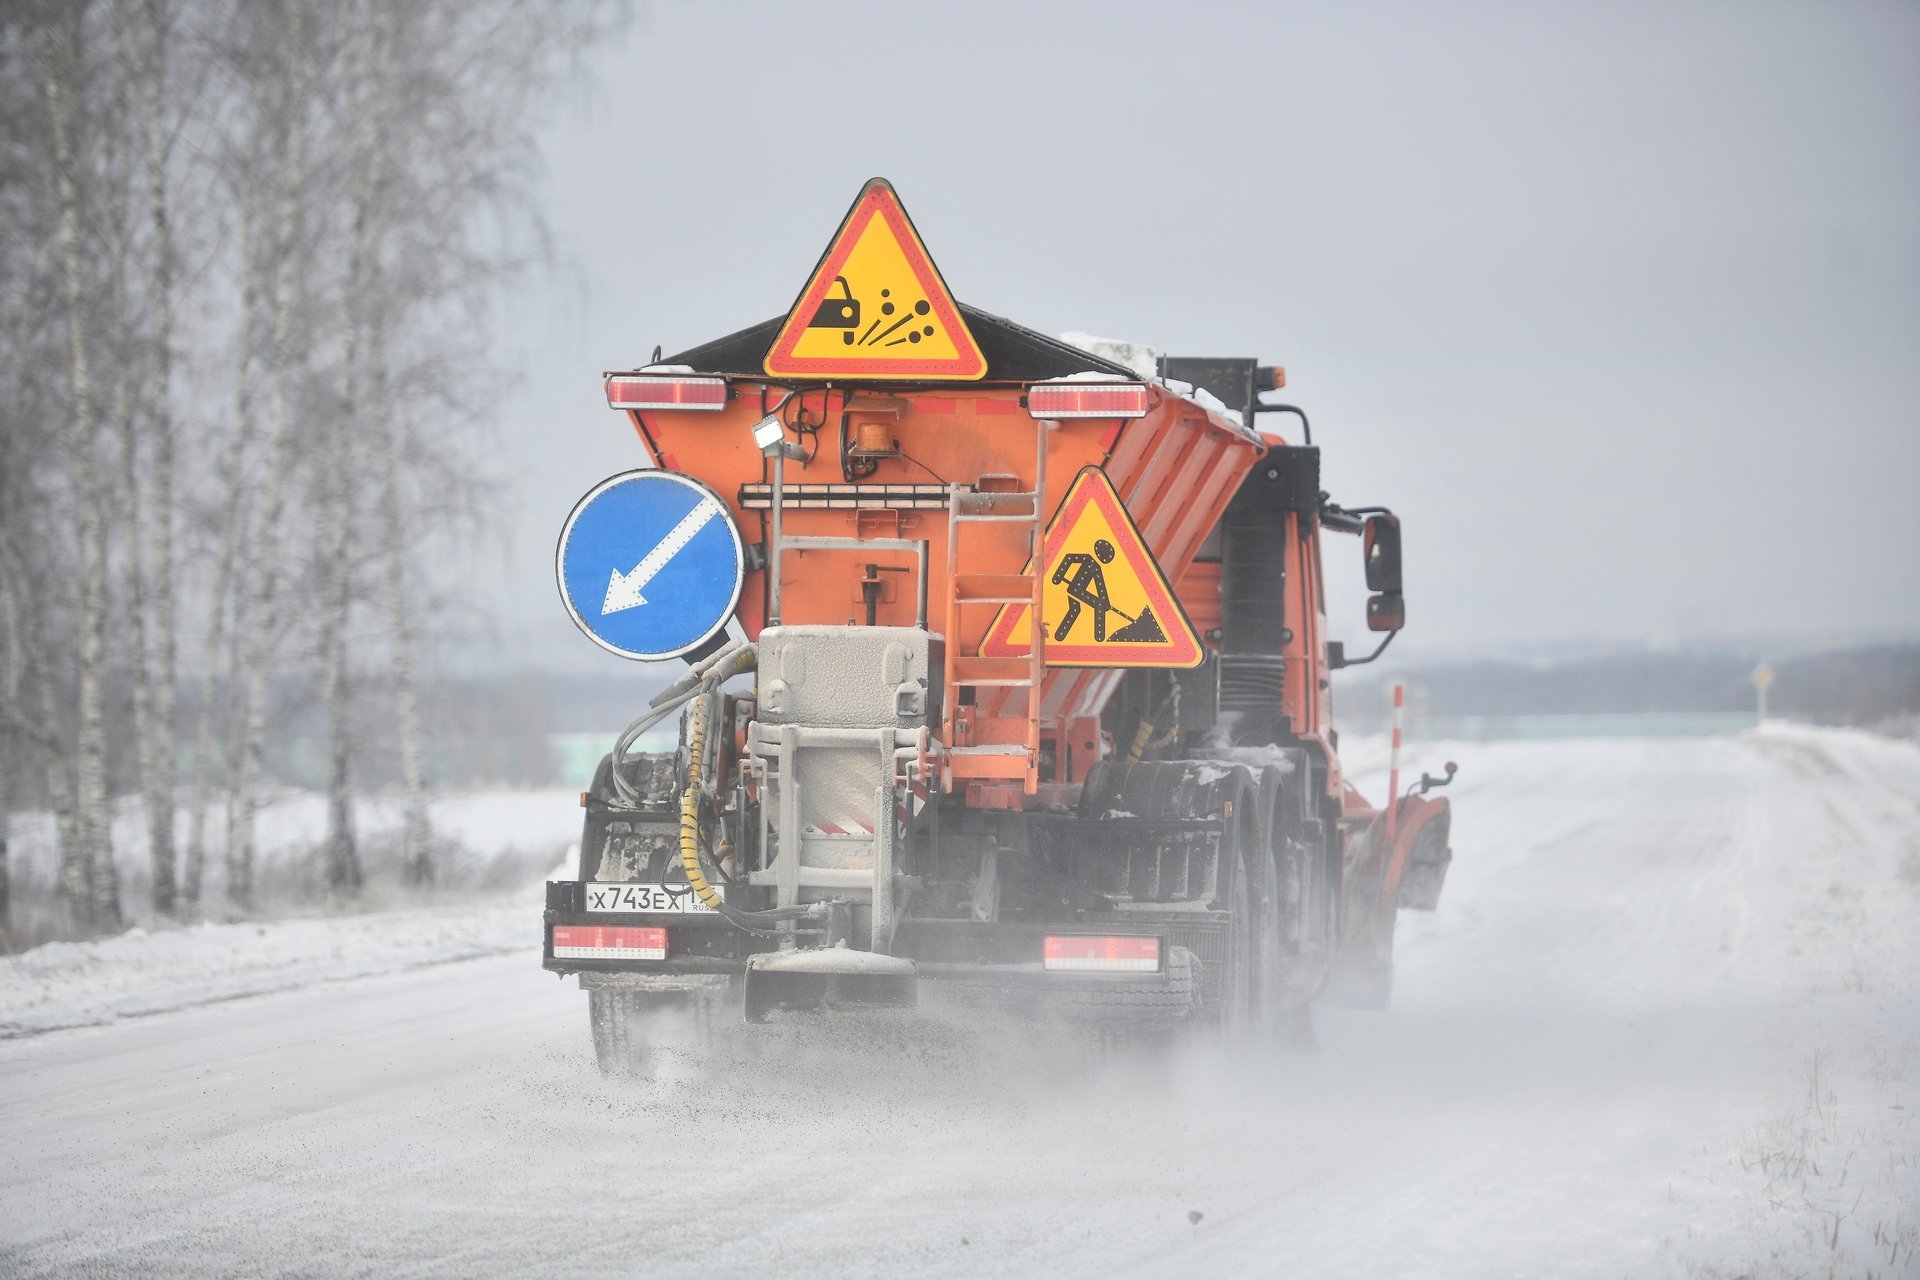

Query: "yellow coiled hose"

xmin=677 ymin=694 xmax=727 ymax=911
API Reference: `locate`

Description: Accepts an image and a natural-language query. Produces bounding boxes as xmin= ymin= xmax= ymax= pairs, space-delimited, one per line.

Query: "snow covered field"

xmin=0 ymin=789 xmax=583 ymax=1037
xmin=1 ymin=725 xmax=1915 ymax=1278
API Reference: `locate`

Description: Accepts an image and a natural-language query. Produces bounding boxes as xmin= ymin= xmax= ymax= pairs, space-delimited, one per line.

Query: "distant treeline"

xmin=1345 ymin=643 xmax=1920 ymax=728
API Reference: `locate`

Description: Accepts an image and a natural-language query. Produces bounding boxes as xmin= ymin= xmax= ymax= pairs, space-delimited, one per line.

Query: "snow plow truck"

xmin=544 ymin=179 xmax=1456 ymax=1070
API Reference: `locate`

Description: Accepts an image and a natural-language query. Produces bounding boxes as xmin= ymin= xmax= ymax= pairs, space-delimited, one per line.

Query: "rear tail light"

xmin=1026 ymin=380 xmax=1150 ymax=420
xmin=606 ymin=373 xmax=728 ymax=411
xmin=551 ymin=925 xmax=667 ymax=960
xmin=1043 ymin=935 xmax=1161 ymax=973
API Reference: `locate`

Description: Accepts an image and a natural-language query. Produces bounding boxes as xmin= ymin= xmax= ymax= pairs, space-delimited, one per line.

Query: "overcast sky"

xmin=482 ymin=0 xmax=1919 ymax=674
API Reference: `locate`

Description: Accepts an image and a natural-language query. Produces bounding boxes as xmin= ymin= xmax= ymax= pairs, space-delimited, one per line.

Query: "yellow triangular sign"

xmin=981 ymin=467 xmax=1203 ymax=669
xmin=765 ymin=178 xmax=986 ymax=381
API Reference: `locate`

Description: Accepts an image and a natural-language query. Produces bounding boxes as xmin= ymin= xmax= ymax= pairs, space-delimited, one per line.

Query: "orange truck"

xmin=543 ymin=179 xmax=1454 ymax=1068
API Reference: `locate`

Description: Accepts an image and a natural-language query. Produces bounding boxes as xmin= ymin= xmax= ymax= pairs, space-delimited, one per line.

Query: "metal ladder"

xmin=943 ymin=424 xmax=1048 ymax=794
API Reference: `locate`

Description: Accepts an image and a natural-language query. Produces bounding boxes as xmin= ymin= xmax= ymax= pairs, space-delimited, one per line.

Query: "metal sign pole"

xmin=768 ymin=444 xmax=785 ymax=627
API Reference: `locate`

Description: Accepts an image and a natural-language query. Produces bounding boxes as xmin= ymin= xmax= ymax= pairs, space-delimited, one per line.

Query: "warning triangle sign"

xmin=981 ymin=467 xmax=1204 ymax=669
xmin=765 ymin=178 xmax=986 ymax=381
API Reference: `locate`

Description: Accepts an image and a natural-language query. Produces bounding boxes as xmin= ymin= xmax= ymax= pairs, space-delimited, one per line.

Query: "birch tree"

xmin=183 ymin=281 xmax=254 ymax=912
xmin=141 ymin=0 xmax=180 ymax=917
xmin=104 ymin=1 xmax=172 ymax=923
xmin=316 ymin=0 xmax=373 ymax=897
xmin=228 ymin=0 xmax=309 ymax=911
xmin=182 ymin=38 xmax=269 ymax=912
xmin=37 ymin=0 xmax=121 ymax=933
xmin=358 ymin=2 xmax=432 ymax=887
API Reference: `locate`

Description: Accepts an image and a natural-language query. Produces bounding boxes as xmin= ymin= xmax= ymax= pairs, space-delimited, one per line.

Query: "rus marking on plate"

xmin=764 ymin=177 xmax=986 ymax=381
xmin=980 ymin=466 xmax=1203 ymax=669
xmin=556 ymin=470 xmax=745 ymax=662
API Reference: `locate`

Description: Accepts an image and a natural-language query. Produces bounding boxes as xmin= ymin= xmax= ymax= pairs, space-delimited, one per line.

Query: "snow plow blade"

xmin=742 ymin=949 xmax=918 ymax=1022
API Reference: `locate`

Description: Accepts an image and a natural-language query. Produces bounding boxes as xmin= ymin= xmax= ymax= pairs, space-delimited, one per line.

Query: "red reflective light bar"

xmin=551 ymin=925 xmax=667 ymax=960
xmin=605 ymin=374 xmax=728 ymax=411
xmin=1043 ymin=935 xmax=1161 ymax=973
xmin=1026 ymin=381 xmax=1150 ymax=420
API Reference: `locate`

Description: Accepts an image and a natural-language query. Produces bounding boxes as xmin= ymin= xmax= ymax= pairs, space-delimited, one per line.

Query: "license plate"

xmin=585 ymin=882 xmax=714 ymax=914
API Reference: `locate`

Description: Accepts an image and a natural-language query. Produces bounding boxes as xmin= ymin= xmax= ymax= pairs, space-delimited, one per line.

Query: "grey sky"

xmin=485 ymin=0 xmax=1919 ymax=673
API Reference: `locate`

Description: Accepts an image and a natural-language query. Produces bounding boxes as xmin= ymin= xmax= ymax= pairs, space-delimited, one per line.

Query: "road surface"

xmin=3 ymin=726 xmax=1916 ymax=1277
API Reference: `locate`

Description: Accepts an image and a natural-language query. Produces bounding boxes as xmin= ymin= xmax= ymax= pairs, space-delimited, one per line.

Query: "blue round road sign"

xmin=556 ymin=471 xmax=745 ymax=661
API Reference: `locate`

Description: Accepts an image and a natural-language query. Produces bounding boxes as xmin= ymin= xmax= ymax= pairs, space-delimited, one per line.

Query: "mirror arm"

xmin=1320 ymin=503 xmax=1363 ymax=535
xmin=1329 ymin=630 xmax=1396 ymax=670
xmin=1320 ymin=501 xmax=1394 ymax=535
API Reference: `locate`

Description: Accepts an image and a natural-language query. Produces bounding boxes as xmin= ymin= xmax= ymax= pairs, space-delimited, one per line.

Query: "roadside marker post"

xmin=1385 ymin=682 xmax=1405 ymax=844
xmin=1750 ymin=661 xmax=1774 ymax=726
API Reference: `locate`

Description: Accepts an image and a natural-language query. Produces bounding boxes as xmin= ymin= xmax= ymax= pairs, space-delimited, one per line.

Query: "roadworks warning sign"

xmin=764 ymin=178 xmax=986 ymax=381
xmin=981 ymin=467 xmax=1203 ymax=669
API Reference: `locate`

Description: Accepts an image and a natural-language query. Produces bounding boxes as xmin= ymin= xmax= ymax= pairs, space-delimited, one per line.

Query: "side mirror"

xmin=1362 ymin=514 xmax=1402 ymax=593
xmin=1367 ymin=592 xmax=1405 ymax=633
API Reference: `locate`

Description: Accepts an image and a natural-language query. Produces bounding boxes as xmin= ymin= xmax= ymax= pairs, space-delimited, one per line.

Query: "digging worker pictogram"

xmin=1052 ymin=539 xmax=1122 ymax=642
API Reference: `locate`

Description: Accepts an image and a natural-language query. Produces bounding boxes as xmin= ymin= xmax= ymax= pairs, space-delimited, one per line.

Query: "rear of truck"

xmin=542 ymin=180 xmax=1455 ymax=1065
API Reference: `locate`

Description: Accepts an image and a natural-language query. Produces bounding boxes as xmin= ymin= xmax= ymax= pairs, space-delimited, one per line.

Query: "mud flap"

xmin=1391 ymin=803 xmax=1453 ymax=912
xmin=742 ymin=950 xmax=918 ymax=1022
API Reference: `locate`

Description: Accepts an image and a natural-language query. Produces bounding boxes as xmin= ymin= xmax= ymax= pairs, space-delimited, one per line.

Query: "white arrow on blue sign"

xmin=556 ymin=470 xmax=746 ymax=661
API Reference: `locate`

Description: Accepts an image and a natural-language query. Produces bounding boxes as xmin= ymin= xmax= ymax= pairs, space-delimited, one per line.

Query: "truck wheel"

xmin=1208 ymin=795 xmax=1265 ymax=1042
xmin=1265 ymin=821 xmax=1330 ymax=1046
xmin=588 ymin=989 xmax=649 ymax=1076
xmin=587 ymin=981 xmax=733 ymax=1076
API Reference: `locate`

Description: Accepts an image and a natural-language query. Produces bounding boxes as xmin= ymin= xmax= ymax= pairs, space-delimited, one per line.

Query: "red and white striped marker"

xmin=803 ymin=818 xmax=877 ymax=837
xmin=1385 ymin=682 xmax=1405 ymax=844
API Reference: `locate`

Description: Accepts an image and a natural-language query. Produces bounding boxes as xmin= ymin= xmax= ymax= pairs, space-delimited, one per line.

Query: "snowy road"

xmin=3 ymin=727 xmax=1917 ymax=1278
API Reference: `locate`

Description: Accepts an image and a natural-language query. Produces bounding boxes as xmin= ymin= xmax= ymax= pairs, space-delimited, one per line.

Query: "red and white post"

xmin=1384 ymin=682 xmax=1405 ymax=844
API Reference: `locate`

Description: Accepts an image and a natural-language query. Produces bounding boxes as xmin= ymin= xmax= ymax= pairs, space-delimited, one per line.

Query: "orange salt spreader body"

xmin=544 ymin=179 xmax=1457 ymax=1050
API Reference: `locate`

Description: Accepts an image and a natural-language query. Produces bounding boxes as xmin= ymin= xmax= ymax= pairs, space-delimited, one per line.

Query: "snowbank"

xmin=1 ymin=786 xmax=584 ymax=1036
xmin=0 ymin=890 xmax=544 ymax=1039
xmin=4 ymin=787 xmax=582 ymax=944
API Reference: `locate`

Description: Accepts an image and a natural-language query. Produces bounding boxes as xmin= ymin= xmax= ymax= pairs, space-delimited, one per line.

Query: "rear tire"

xmin=588 ymin=989 xmax=647 ymax=1076
xmin=1266 ymin=827 xmax=1321 ymax=1046
xmin=1210 ymin=802 xmax=1264 ymax=1041
xmin=587 ymin=980 xmax=732 ymax=1076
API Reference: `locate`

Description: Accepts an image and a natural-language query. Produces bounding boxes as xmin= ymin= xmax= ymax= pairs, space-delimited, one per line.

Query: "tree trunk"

xmin=319 ymin=322 xmax=360 ymax=898
xmin=362 ymin=6 xmax=430 ymax=886
xmin=0 ymin=734 xmax=11 ymax=948
xmin=0 ymin=529 xmax=21 ymax=944
xmin=143 ymin=0 xmax=179 ymax=918
xmin=319 ymin=0 xmax=366 ymax=900
xmin=40 ymin=3 xmax=121 ymax=934
xmin=230 ymin=1 xmax=308 ymax=913
xmin=0 ymin=535 xmax=82 ymax=933
xmin=375 ymin=316 xmax=431 ymax=886
xmin=184 ymin=98 xmax=265 ymax=916
xmin=108 ymin=2 xmax=165 ymax=928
